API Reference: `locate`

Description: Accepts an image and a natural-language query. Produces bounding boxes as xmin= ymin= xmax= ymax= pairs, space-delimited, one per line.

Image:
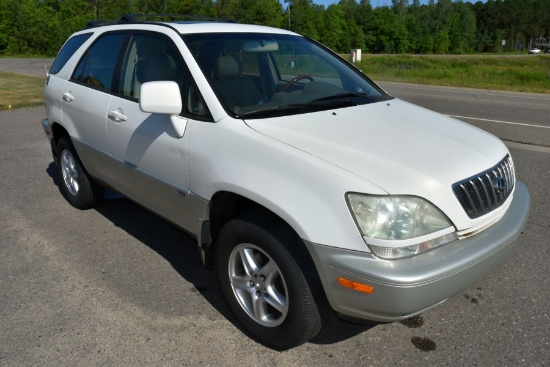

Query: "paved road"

xmin=1 ymin=60 xmax=549 ymax=366
xmin=0 ymin=58 xmax=52 ymax=77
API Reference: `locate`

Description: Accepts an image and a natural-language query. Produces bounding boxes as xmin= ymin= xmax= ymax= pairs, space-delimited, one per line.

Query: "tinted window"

xmin=119 ymin=33 xmax=185 ymax=100
xmin=50 ymin=33 xmax=93 ymax=74
xmin=186 ymin=79 xmax=211 ymax=119
xmin=118 ymin=33 xmax=211 ymax=120
xmin=184 ymin=33 xmax=391 ymax=118
xmin=72 ymin=34 xmax=126 ymax=91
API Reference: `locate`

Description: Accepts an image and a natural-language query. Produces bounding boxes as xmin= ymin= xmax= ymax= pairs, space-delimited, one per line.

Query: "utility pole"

xmin=288 ymin=5 xmax=291 ymax=30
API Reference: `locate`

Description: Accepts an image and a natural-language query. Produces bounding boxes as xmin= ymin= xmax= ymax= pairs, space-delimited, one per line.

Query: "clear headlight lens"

xmin=368 ymin=232 xmax=458 ymax=259
xmin=346 ymin=194 xmax=457 ymax=259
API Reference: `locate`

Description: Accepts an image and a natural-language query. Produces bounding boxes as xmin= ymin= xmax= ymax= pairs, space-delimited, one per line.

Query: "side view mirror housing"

xmin=139 ymin=81 xmax=182 ymax=115
xmin=139 ymin=81 xmax=187 ymax=138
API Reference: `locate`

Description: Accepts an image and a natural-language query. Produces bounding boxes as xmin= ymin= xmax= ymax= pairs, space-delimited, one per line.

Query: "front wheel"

xmin=216 ymin=214 xmax=326 ymax=350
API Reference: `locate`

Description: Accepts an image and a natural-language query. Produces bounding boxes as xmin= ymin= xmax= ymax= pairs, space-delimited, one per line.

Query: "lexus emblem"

xmin=492 ymin=177 xmax=506 ymax=193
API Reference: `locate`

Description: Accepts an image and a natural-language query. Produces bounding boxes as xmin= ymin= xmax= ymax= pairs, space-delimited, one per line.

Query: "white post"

xmin=351 ymin=49 xmax=361 ymax=63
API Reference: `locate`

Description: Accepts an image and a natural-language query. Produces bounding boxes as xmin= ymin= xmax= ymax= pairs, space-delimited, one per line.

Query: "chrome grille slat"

xmin=452 ymin=155 xmax=515 ymax=219
xmin=460 ymin=183 xmax=477 ymax=210
xmin=476 ymin=176 xmax=491 ymax=210
xmin=504 ymin=161 xmax=514 ymax=196
xmin=485 ymin=172 xmax=497 ymax=206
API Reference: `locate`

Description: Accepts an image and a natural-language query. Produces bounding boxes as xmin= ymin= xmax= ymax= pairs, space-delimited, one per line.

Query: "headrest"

xmin=137 ymin=55 xmax=176 ymax=83
xmin=214 ymin=56 xmax=240 ymax=79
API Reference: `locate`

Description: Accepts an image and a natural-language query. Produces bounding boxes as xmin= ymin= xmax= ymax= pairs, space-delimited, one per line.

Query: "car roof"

xmin=168 ymin=22 xmax=297 ymax=36
xmin=81 ymin=15 xmax=299 ymax=37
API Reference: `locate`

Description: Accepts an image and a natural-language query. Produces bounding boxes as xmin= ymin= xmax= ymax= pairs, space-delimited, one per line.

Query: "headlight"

xmin=346 ymin=194 xmax=457 ymax=259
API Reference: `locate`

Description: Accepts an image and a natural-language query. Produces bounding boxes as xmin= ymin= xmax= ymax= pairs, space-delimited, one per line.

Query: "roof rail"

xmin=118 ymin=14 xmax=237 ymax=24
xmin=84 ymin=20 xmax=118 ymax=29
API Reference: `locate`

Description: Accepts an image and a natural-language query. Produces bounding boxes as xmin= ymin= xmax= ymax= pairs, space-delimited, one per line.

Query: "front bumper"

xmin=305 ymin=181 xmax=530 ymax=322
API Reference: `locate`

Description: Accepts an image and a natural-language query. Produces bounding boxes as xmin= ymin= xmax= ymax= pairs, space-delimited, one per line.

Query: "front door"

xmin=106 ymin=32 xmax=194 ymax=230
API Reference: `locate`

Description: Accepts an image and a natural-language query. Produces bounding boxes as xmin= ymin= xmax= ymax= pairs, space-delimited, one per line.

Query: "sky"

xmin=312 ymin=0 xmax=483 ymax=7
xmin=313 ymin=0 xmax=391 ymax=6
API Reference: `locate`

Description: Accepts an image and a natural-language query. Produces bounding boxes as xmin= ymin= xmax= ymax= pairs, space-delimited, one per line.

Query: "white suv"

xmin=42 ymin=15 xmax=530 ymax=350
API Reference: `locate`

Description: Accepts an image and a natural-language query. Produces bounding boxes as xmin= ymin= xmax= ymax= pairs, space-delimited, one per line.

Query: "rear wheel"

xmin=216 ymin=213 xmax=326 ymax=350
xmin=56 ymin=137 xmax=103 ymax=209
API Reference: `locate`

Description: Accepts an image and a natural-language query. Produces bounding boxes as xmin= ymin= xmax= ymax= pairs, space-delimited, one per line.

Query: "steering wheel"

xmin=282 ymin=74 xmax=314 ymax=92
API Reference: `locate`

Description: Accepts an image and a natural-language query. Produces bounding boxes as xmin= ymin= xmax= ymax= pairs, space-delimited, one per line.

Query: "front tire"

xmin=216 ymin=213 xmax=326 ymax=350
xmin=56 ymin=137 xmax=103 ymax=209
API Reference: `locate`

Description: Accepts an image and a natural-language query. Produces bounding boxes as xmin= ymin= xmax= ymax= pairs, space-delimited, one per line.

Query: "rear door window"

xmin=71 ymin=34 xmax=126 ymax=91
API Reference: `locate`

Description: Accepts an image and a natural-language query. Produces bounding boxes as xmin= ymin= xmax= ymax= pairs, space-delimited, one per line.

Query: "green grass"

xmin=0 ymin=71 xmax=45 ymax=111
xmin=356 ymin=54 xmax=550 ymax=93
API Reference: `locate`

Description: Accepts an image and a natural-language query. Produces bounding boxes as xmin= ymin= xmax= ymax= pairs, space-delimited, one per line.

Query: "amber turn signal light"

xmin=338 ymin=277 xmax=373 ymax=294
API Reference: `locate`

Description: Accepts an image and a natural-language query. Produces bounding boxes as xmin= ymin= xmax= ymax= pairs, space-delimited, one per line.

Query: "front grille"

xmin=452 ymin=155 xmax=515 ymax=219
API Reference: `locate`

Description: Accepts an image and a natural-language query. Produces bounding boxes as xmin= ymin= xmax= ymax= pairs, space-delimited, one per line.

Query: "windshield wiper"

xmin=238 ymin=103 xmax=337 ymax=119
xmin=309 ymin=92 xmax=370 ymax=104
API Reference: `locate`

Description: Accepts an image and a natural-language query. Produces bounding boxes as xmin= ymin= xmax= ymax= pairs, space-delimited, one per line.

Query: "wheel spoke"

xmin=238 ymin=247 xmax=261 ymax=276
xmin=230 ymin=274 xmax=253 ymax=291
xmin=68 ymin=158 xmax=78 ymax=179
xmin=62 ymin=154 xmax=70 ymax=171
xmin=61 ymin=150 xmax=79 ymax=195
xmin=234 ymin=287 xmax=255 ymax=315
xmin=252 ymin=292 xmax=269 ymax=321
xmin=264 ymin=282 xmax=287 ymax=314
xmin=262 ymin=261 xmax=287 ymax=314
xmin=72 ymin=178 xmax=79 ymax=192
xmin=260 ymin=258 xmax=278 ymax=278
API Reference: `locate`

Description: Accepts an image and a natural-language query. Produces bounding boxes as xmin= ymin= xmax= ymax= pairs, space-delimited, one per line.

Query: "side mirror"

xmin=139 ymin=81 xmax=187 ymax=138
xmin=140 ymin=81 xmax=182 ymax=115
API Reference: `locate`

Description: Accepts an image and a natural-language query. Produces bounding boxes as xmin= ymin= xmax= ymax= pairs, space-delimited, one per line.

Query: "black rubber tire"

xmin=216 ymin=212 xmax=326 ymax=350
xmin=56 ymin=136 xmax=103 ymax=209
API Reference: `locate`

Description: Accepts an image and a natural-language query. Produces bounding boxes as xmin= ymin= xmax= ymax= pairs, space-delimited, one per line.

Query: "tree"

xmin=369 ymin=6 xmax=409 ymax=53
xmin=2 ymin=0 xmax=60 ymax=54
xmin=320 ymin=4 xmax=346 ymax=51
xmin=0 ymin=0 xmax=548 ymax=56
xmin=284 ymin=0 xmax=322 ymax=39
xmin=448 ymin=2 xmax=477 ymax=53
xmin=226 ymin=0 xmax=283 ymax=27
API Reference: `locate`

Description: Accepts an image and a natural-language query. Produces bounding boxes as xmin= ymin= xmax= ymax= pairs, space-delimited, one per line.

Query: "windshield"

xmin=183 ymin=33 xmax=392 ymax=118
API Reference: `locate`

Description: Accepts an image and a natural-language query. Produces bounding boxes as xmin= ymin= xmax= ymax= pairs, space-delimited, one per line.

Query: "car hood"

xmin=244 ymin=99 xmax=510 ymax=229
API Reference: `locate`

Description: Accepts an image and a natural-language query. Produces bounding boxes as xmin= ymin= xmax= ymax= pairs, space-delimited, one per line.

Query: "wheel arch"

xmin=203 ymin=190 xmax=331 ymax=319
xmin=206 ymin=191 xmax=306 ymax=259
xmin=50 ymin=122 xmax=70 ymax=160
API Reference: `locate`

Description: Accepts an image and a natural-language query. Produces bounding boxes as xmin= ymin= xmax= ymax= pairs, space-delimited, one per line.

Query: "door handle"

xmin=108 ymin=109 xmax=128 ymax=122
xmin=62 ymin=92 xmax=74 ymax=102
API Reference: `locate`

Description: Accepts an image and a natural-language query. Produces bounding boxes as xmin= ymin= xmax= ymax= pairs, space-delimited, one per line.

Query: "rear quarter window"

xmin=50 ymin=33 xmax=93 ymax=75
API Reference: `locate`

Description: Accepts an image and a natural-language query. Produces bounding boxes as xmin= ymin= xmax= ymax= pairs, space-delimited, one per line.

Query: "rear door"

xmin=61 ymin=32 xmax=127 ymax=180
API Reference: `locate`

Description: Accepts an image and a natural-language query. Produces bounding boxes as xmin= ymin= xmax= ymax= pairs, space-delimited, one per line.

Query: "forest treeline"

xmin=0 ymin=0 xmax=549 ymax=56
